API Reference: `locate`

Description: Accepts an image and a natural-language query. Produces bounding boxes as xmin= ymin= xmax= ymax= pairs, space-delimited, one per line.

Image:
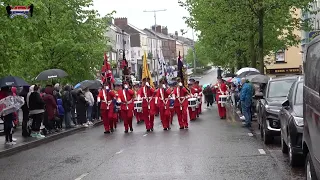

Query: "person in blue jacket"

xmin=240 ymin=78 xmax=253 ymax=128
xmin=56 ymin=98 xmax=64 ymax=130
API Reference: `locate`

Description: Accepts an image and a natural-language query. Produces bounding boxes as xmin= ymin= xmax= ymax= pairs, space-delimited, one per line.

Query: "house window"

xmin=275 ymin=50 xmax=285 ymax=63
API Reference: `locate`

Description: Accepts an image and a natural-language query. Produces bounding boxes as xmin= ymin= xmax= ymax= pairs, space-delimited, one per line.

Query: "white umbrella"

xmin=236 ymin=67 xmax=260 ymax=75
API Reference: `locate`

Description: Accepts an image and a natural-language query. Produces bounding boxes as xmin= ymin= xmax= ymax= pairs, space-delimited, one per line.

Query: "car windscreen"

xmin=295 ymin=82 xmax=303 ymax=105
xmin=267 ymin=80 xmax=296 ymax=98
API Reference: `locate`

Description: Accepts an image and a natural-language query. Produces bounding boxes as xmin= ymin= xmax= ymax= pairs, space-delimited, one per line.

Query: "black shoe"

xmin=110 ymin=129 xmax=114 ymax=132
xmin=104 ymin=131 xmax=110 ymax=134
xmin=147 ymin=129 xmax=150 ymax=132
xmin=124 ymin=130 xmax=129 ymax=133
xmin=130 ymin=128 xmax=133 ymax=132
xmin=179 ymin=127 xmax=184 ymax=129
xmin=242 ymin=124 xmax=251 ymax=128
xmin=151 ymin=128 xmax=154 ymax=131
xmin=185 ymin=126 xmax=188 ymax=129
xmin=163 ymin=128 xmax=168 ymax=131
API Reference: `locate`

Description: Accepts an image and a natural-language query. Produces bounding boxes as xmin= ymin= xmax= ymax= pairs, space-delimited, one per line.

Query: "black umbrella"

xmin=237 ymin=71 xmax=260 ymax=78
xmin=251 ymin=74 xmax=270 ymax=84
xmin=35 ymin=69 xmax=68 ymax=81
xmin=76 ymin=80 xmax=102 ymax=90
xmin=0 ymin=76 xmax=29 ymax=88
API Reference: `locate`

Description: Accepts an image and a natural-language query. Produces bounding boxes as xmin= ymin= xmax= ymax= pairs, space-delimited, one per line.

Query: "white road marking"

xmin=258 ymin=149 xmax=266 ymax=154
xmin=143 ymin=134 xmax=148 ymax=137
xmin=115 ymin=149 xmax=124 ymax=154
xmin=75 ymin=173 xmax=89 ymax=180
xmin=248 ymin=133 xmax=253 ymax=137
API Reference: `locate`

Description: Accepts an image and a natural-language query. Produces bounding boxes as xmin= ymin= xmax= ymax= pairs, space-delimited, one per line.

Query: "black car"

xmin=257 ymin=76 xmax=298 ymax=144
xmin=279 ymin=77 xmax=304 ymax=167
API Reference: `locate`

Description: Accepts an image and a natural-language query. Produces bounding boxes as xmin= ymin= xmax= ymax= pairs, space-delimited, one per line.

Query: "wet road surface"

xmin=0 ymin=69 xmax=304 ymax=180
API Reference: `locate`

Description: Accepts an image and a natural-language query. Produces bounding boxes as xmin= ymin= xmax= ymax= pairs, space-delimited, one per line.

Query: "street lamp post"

xmin=191 ymin=28 xmax=197 ymax=74
xmin=143 ymin=9 xmax=166 ymax=85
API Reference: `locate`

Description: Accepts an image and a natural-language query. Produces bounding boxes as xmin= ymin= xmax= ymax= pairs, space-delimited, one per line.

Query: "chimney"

xmin=162 ymin=26 xmax=168 ymax=35
xmin=175 ymin=31 xmax=178 ymax=37
xmin=114 ymin=17 xmax=128 ymax=27
xmin=155 ymin=25 xmax=161 ymax=33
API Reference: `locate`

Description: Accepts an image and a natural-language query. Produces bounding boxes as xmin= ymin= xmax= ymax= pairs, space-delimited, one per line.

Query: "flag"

xmin=101 ymin=52 xmax=114 ymax=84
xmin=142 ymin=51 xmax=154 ymax=88
xmin=177 ymin=51 xmax=188 ymax=89
xmin=158 ymin=53 xmax=167 ymax=78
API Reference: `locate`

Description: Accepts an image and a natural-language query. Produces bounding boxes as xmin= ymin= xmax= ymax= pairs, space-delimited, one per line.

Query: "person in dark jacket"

xmin=62 ymin=85 xmax=73 ymax=128
xmin=71 ymin=88 xmax=78 ymax=125
xmin=203 ymin=85 xmax=214 ymax=107
xmin=76 ymin=89 xmax=88 ymax=127
xmin=19 ymin=86 xmax=30 ymax=137
xmin=90 ymin=89 xmax=99 ymax=121
xmin=43 ymin=86 xmax=57 ymax=133
xmin=27 ymin=85 xmax=45 ymax=138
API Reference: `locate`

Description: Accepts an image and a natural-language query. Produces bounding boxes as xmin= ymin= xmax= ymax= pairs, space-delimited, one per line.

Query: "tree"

xmin=185 ymin=42 xmax=211 ymax=67
xmin=0 ymin=0 xmax=114 ymax=83
xmin=179 ymin=0 xmax=313 ymax=73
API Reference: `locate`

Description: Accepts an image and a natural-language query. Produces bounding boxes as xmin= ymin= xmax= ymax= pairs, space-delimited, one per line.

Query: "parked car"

xmin=279 ymin=77 xmax=304 ymax=167
xmin=303 ymin=36 xmax=320 ymax=179
xmin=257 ymin=76 xmax=298 ymax=144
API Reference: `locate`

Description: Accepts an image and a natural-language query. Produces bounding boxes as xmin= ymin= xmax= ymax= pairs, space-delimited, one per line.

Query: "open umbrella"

xmin=237 ymin=71 xmax=260 ymax=78
xmin=236 ymin=67 xmax=260 ymax=75
xmin=251 ymin=74 xmax=270 ymax=84
xmin=35 ymin=69 xmax=68 ymax=81
xmin=245 ymin=74 xmax=259 ymax=82
xmin=75 ymin=80 xmax=102 ymax=90
xmin=0 ymin=76 xmax=29 ymax=87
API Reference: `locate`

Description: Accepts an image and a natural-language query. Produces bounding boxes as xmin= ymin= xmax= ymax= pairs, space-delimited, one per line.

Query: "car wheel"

xmin=305 ymin=152 xmax=317 ymax=180
xmin=288 ymin=136 xmax=301 ymax=167
xmin=281 ymin=133 xmax=288 ymax=154
xmin=263 ymin=122 xmax=272 ymax=144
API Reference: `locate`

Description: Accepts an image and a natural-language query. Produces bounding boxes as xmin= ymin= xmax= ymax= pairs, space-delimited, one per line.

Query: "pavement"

xmin=0 ymin=68 xmax=304 ymax=180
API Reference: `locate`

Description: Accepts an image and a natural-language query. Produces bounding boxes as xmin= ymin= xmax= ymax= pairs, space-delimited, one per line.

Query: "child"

xmin=56 ymin=98 xmax=64 ymax=130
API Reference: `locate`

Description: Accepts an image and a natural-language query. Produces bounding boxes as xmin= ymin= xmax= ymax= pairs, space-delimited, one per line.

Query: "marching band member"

xmin=138 ymin=77 xmax=156 ymax=132
xmin=168 ymin=82 xmax=176 ymax=125
xmin=118 ymin=81 xmax=135 ymax=133
xmin=215 ymin=77 xmax=227 ymax=119
xmin=115 ymin=82 xmax=123 ymax=124
xmin=173 ymin=77 xmax=189 ymax=129
xmin=133 ymin=82 xmax=142 ymax=124
xmin=155 ymin=78 xmax=171 ymax=130
xmin=188 ymin=79 xmax=197 ymax=121
xmin=195 ymin=81 xmax=202 ymax=116
xmin=97 ymin=83 xmax=117 ymax=134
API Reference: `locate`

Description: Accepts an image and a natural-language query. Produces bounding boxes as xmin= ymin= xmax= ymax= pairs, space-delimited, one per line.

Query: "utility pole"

xmin=192 ymin=28 xmax=197 ymax=74
xmin=143 ymin=9 xmax=167 ymax=85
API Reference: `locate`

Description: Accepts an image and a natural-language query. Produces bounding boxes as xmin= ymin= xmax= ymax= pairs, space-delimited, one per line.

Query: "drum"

xmin=218 ymin=95 xmax=228 ymax=107
xmin=134 ymin=100 xmax=142 ymax=112
xmin=188 ymin=98 xmax=197 ymax=108
xmin=169 ymin=98 xmax=174 ymax=109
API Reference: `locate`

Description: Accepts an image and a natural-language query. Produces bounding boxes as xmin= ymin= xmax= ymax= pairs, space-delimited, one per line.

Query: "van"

xmin=303 ymin=36 xmax=320 ymax=179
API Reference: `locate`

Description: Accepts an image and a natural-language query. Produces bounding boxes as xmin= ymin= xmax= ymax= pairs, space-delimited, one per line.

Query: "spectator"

xmin=203 ymin=85 xmax=214 ymax=108
xmin=19 ymin=86 xmax=30 ymax=137
xmin=84 ymin=88 xmax=94 ymax=125
xmin=28 ymin=85 xmax=45 ymax=138
xmin=240 ymin=78 xmax=253 ymax=128
xmin=53 ymin=83 xmax=61 ymax=99
xmin=62 ymin=85 xmax=73 ymax=128
xmin=90 ymin=89 xmax=99 ymax=121
xmin=71 ymin=88 xmax=78 ymax=125
xmin=56 ymin=98 xmax=64 ymax=130
xmin=40 ymin=87 xmax=46 ymax=98
xmin=0 ymin=87 xmax=16 ymax=145
xmin=76 ymin=89 xmax=88 ymax=127
xmin=43 ymin=86 xmax=57 ymax=133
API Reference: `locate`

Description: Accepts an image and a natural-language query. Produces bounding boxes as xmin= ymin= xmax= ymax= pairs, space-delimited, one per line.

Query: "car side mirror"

xmin=282 ymin=99 xmax=290 ymax=108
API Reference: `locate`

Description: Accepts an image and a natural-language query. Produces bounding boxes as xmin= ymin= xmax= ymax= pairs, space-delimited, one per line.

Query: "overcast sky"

xmin=92 ymin=0 xmax=196 ymax=40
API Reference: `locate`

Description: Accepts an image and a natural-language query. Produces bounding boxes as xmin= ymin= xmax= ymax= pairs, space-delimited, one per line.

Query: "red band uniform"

xmin=188 ymin=84 xmax=198 ymax=121
xmin=173 ymin=82 xmax=189 ymax=129
xmin=156 ymin=84 xmax=172 ymax=130
xmin=98 ymin=86 xmax=117 ymax=133
xmin=118 ymin=83 xmax=134 ymax=133
xmin=195 ymin=81 xmax=202 ymax=116
xmin=133 ymin=86 xmax=142 ymax=123
xmin=215 ymin=79 xmax=227 ymax=119
xmin=138 ymin=82 xmax=156 ymax=131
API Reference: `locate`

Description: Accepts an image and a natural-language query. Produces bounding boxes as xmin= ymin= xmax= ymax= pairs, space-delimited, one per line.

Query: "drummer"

xmin=188 ymin=79 xmax=197 ymax=121
xmin=133 ymin=82 xmax=143 ymax=124
xmin=215 ymin=76 xmax=227 ymax=119
xmin=195 ymin=81 xmax=202 ymax=116
xmin=155 ymin=77 xmax=171 ymax=130
xmin=168 ymin=81 xmax=176 ymax=125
